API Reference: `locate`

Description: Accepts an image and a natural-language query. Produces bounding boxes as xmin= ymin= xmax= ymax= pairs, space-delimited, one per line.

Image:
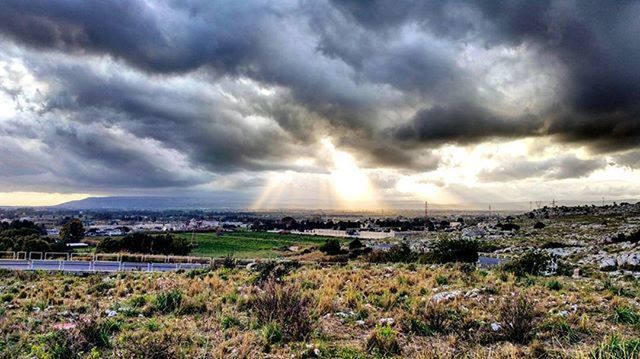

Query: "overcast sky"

xmin=1 ymin=0 xmax=640 ymax=208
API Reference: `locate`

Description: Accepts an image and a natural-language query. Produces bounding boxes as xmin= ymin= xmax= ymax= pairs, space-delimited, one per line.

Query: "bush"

xmin=249 ymin=279 xmax=315 ymax=342
xmin=222 ymin=253 xmax=235 ymax=269
xmin=498 ymin=293 xmax=537 ymax=344
xmin=405 ymin=301 xmax=469 ymax=337
xmin=153 ymin=290 xmax=183 ymax=314
xmin=76 ymin=316 xmax=121 ymax=349
xmin=253 ymin=261 xmax=300 ymax=284
xmin=368 ymin=243 xmax=416 ymax=263
xmin=425 ymin=238 xmax=479 ymax=264
xmin=320 ymin=239 xmax=341 ymax=255
xmin=39 ymin=330 xmax=79 ymax=359
xmin=348 ymin=238 xmax=364 ymax=250
xmin=502 ymin=250 xmax=551 ymax=277
xmin=365 ymin=325 xmax=401 ymax=356
xmin=546 ymin=280 xmax=562 ymax=291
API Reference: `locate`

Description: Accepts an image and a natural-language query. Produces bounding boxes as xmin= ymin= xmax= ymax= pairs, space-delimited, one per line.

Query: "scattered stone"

xmin=105 ymin=309 xmax=117 ymax=317
xmin=599 ymin=258 xmax=617 ymax=271
xmin=431 ymin=290 xmax=461 ymax=303
xmin=491 ymin=323 xmax=501 ymax=332
xmin=379 ymin=317 xmax=395 ymax=325
xmin=572 ymin=268 xmax=581 ymax=278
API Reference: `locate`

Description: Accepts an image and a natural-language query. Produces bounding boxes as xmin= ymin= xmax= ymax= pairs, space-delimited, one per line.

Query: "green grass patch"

xmin=176 ymin=231 xmax=340 ymax=258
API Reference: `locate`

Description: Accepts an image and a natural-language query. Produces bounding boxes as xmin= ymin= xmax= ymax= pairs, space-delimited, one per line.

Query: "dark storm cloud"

xmin=331 ymin=0 xmax=640 ymax=152
xmin=0 ymin=0 xmax=639 ymax=195
xmin=394 ymin=103 xmax=542 ymax=145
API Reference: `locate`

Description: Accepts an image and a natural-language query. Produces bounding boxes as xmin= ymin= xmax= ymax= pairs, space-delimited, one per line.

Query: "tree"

xmin=319 ymin=239 xmax=341 ymax=255
xmin=59 ymin=219 xmax=85 ymax=243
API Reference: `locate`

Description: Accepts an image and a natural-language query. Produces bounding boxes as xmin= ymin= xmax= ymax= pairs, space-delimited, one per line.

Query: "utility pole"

xmin=424 ymin=201 xmax=428 ymax=221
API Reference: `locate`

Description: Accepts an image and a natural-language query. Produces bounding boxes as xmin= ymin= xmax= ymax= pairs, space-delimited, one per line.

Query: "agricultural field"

xmin=1 ymin=262 xmax=639 ymax=358
xmin=175 ymin=231 xmax=341 ymax=258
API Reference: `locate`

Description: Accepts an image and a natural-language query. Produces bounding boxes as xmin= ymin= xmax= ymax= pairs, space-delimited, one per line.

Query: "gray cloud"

xmin=478 ymin=155 xmax=607 ymax=182
xmin=394 ymin=103 xmax=543 ymax=145
xmin=0 ymin=0 xmax=639 ymax=196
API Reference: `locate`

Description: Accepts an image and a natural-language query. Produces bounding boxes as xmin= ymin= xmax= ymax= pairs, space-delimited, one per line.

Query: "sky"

xmin=1 ymin=0 xmax=640 ymax=209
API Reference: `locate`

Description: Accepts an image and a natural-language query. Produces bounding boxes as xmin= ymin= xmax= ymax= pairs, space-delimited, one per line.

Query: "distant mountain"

xmin=54 ymin=195 xmax=251 ymax=210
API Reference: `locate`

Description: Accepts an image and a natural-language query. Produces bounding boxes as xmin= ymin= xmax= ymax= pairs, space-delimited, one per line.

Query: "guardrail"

xmin=0 ymin=251 xmax=221 ymax=266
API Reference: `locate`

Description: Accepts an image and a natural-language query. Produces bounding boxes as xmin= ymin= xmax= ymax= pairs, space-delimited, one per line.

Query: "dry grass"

xmin=0 ymin=263 xmax=638 ymax=358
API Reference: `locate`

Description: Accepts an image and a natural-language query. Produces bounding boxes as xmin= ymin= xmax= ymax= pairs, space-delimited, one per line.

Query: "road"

xmin=0 ymin=259 xmax=205 ymax=272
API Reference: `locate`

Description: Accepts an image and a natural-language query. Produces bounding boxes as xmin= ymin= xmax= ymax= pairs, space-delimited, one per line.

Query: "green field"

xmin=175 ymin=231 xmax=339 ymax=258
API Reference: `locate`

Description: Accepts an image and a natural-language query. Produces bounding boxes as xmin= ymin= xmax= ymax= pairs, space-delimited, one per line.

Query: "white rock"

xmin=599 ymin=258 xmax=618 ymax=271
xmin=491 ymin=323 xmax=501 ymax=331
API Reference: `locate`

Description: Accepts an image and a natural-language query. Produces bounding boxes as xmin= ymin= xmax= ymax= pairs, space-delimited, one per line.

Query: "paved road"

xmin=0 ymin=259 xmax=205 ymax=272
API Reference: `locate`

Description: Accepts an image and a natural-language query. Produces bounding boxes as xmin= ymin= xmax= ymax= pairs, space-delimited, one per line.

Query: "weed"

xmin=261 ymin=322 xmax=283 ymax=344
xmin=221 ymin=315 xmax=242 ymax=330
xmin=153 ymin=290 xmax=183 ymax=314
xmin=498 ymin=293 xmax=537 ymax=344
xmin=592 ymin=336 xmax=640 ymax=359
xmin=365 ymin=325 xmax=401 ymax=357
xmin=612 ymin=306 xmax=640 ymax=326
xmin=249 ymin=279 xmax=315 ymax=342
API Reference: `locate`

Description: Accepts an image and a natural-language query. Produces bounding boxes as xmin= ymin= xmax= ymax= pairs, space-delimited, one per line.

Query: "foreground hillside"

xmin=1 ymin=263 xmax=639 ymax=358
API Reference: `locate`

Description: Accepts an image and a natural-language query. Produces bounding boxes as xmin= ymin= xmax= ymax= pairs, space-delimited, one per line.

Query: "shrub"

xmin=348 ymin=238 xmax=364 ymax=250
xmin=502 ymin=250 xmax=551 ymax=277
xmin=253 ymin=261 xmax=300 ymax=284
xmin=320 ymin=239 xmax=341 ymax=255
xmin=87 ymin=282 xmax=114 ymax=295
xmin=368 ymin=243 xmax=416 ymax=263
xmin=76 ymin=316 xmax=122 ymax=349
xmin=498 ymin=293 xmax=537 ymax=344
xmin=222 ymin=253 xmax=235 ymax=269
xmin=592 ymin=336 xmax=640 ymax=359
xmin=424 ymin=238 xmax=479 ymax=264
xmin=39 ymin=330 xmax=78 ymax=359
xmin=405 ymin=301 xmax=467 ymax=337
xmin=365 ymin=325 xmax=401 ymax=356
xmin=153 ymin=290 xmax=183 ymax=314
xmin=546 ymin=280 xmax=562 ymax=291
xmin=249 ymin=279 xmax=315 ymax=342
